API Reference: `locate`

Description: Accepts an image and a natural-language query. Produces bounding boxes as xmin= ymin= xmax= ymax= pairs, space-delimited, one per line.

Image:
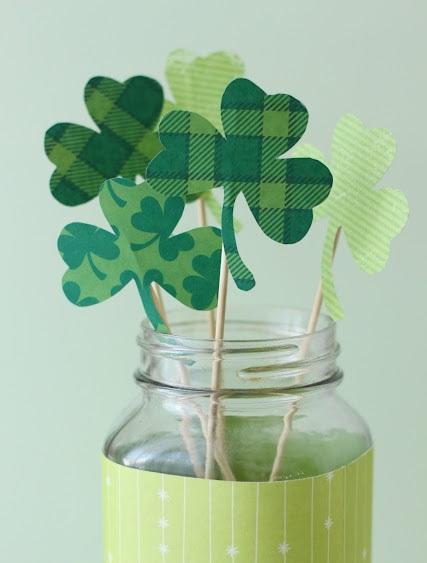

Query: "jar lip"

xmin=139 ymin=306 xmax=335 ymax=348
xmin=135 ymin=367 xmax=343 ymax=395
xmin=137 ymin=307 xmax=338 ymax=390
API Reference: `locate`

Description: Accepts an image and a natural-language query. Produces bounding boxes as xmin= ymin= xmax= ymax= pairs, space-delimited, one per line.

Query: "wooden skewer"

xmin=150 ymin=284 xmax=204 ymax=477
xmin=149 ymin=195 xmax=231 ymax=480
xmin=269 ymin=401 xmax=299 ymax=482
xmin=204 ymin=247 xmax=235 ymax=480
xmin=269 ymin=227 xmax=343 ymax=481
xmin=151 ymin=277 xmax=233 ymax=479
xmin=197 ymin=197 xmax=216 ymax=338
xmin=151 ymin=283 xmax=169 ymax=329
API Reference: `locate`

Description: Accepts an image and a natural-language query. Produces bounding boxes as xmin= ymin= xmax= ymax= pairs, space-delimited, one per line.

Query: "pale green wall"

xmin=0 ymin=0 xmax=425 ymax=561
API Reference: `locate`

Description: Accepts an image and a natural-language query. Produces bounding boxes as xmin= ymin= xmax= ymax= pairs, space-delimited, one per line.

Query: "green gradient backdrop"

xmin=0 ymin=1 xmax=425 ymax=562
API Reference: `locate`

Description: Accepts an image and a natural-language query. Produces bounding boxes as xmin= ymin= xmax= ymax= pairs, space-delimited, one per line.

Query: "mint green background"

xmin=0 ymin=1 xmax=425 ymax=563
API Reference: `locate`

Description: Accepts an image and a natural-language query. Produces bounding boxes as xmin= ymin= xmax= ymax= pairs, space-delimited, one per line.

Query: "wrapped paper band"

xmin=102 ymin=449 xmax=373 ymax=563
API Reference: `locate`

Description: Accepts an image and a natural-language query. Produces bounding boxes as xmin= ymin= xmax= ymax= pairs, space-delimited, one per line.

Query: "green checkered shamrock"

xmin=146 ymin=78 xmax=333 ymax=291
xmin=58 ymin=178 xmax=222 ymax=332
xmin=164 ymin=49 xmax=245 ymax=225
xmin=293 ymin=114 xmax=409 ymax=319
xmin=45 ymin=76 xmax=163 ymax=205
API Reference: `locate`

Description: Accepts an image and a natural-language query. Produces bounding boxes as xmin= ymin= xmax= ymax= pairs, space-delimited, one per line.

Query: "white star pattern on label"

xmin=158 ymin=489 xmax=169 ymax=501
xmin=227 ymin=545 xmax=239 ymax=557
xmin=278 ymin=542 xmax=291 ymax=554
xmin=324 ymin=516 xmax=333 ymax=530
xmin=103 ymin=450 xmax=372 ymax=562
xmin=158 ymin=517 xmax=169 ymax=529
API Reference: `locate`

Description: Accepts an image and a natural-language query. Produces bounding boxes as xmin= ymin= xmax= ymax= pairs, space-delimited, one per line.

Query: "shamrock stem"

xmin=305 ymin=226 xmax=342 ymax=341
xmin=136 ymin=280 xmax=169 ymax=334
xmin=130 ymin=234 xmax=160 ymax=252
xmin=221 ymin=194 xmax=255 ymax=291
xmin=319 ymin=224 xmax=345 ymax=321
xmin=87 ymin=253 xmax=107 ymax=281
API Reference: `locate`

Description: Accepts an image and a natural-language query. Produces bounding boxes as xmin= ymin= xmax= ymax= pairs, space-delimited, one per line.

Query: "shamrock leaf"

xmin=58 ymin=178 xmax=222 ymax=332
xmin=58 ymin=223 xmax=120 ymax=280
xmin=131 ymin=195 xmax=194 ymax=259
xmin=45 ymin=76 xmax=163 ymax=205
xmin=183 ymin=249 xmax=222 ymax=309
xmin=164 ymin=50 xmax=245 ymax=223
xmin=63 ymin=281 xmax=99 ymax=306
xmin=147 ymin=78 xmax=333 ymax=291
xmin=293 ymin=114 xmax=409 ymax=319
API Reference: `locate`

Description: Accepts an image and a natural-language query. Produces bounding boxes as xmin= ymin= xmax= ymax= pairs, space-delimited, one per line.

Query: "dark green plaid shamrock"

xmin=146 ymin=78 xmax=333 ymax=291
xmin=58 ymin=178 xmax=222 ymax=332
xmin=45 ymin=76 xmax=163 ymax=206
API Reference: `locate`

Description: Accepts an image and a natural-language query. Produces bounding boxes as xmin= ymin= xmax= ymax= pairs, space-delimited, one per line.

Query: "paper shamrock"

xmin=164 ymin=49 xmax=245 ymax=132
xmin=58 ymin=177 xmax=222 ymax=332
xmin=45 ymin=76 xmax=163 ymax=205
xmin=147 ymin=78 xmax=333 ymax=290
xmin=293 ymin=114 xmax=409 ymax=319
xmin=164 ymin=49 xmax=245 ymax=224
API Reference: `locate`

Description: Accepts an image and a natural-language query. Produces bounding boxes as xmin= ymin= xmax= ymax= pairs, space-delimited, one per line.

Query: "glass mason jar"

xmin=103 ymin=308 xmax=373 ymax=563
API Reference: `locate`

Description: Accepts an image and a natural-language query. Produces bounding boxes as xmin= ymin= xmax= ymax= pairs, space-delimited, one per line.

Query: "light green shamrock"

xmin=164 ymin=49 xmax=245 ymax=132
xmin=293 ymin=114 xmax=409 ymax=319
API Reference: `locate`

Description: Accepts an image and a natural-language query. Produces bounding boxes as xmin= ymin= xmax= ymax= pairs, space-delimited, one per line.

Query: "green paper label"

xmin=102 ymin=449 xmax=373 ymax=562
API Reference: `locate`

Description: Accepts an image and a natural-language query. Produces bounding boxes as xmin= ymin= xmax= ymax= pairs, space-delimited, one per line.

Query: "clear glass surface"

xmin=104 ymin=308 xmax=372 ymax=481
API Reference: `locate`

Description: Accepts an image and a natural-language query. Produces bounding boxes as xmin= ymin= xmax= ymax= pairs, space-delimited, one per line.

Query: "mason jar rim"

xmin=136 ymin=307 xmax=339 ymax=391
xmin=138 ymin=306 xmax=335 ymax=347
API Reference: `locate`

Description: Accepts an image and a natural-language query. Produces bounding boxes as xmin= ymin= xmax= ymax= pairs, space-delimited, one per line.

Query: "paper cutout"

xmin=165 ymin=49 xmax=245 ymax=222
xmin=45 ymin=76 xmax=163 ymax=205
xmin=293 ymin=114 xmax=409 ymax=319
xmin=165 ymin=49 xmax=245 ymax=132
xmin=103 ymin=449 xmax=373 ymax=562
xmin=147 ymin=78 xmax=333 ymax=290
xmin=58 ymin=178 xmax=222 ymax=332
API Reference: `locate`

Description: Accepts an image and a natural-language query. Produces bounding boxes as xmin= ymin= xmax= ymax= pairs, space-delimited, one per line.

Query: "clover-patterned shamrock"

xmin=58 ymin=177 xmax=222 ymax=332
xmin=293 ymin=114 xmax=409 ymax=319
xmin=45 ymin=76 xmax=163 ymax=205
xmin=146 ymin=78 xmax=333 ymax=291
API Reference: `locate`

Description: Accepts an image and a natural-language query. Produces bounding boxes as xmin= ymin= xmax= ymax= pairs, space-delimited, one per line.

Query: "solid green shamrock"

xmin=45 ymin=76 xmax=163 ymax=205
xmin=293 ymin=114 xmax=409 ymax=319
xmin=146 ymin=78 xmax=333 ymax=290
xmin=58 ymin=178 xmax=222 ymax=332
